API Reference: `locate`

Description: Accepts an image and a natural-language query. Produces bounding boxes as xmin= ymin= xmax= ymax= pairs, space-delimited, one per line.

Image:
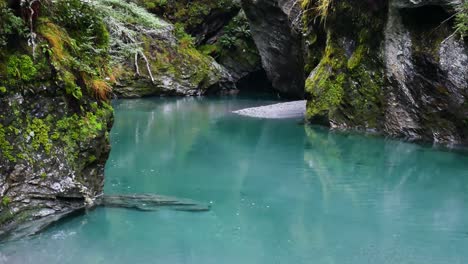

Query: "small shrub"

xmin=0 ymin=2 xmax=26 ymax=48
xmin=174 ymin=23 xmax=195 ymax=48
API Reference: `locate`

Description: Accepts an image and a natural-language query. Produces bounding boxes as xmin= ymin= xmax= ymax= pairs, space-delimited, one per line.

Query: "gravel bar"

xmin=233 ymin=100 xmax=306 ymax=119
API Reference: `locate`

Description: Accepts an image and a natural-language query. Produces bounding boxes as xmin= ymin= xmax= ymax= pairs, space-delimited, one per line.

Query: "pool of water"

xmin=2 ymin=97 xmax=468 ymax=263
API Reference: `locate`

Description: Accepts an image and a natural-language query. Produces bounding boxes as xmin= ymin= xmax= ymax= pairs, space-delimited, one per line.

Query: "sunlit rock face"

xmin=302 ymin=0 xmax=468 ymax=146
xmin=240 ymin=0 xmax=305 ymax=98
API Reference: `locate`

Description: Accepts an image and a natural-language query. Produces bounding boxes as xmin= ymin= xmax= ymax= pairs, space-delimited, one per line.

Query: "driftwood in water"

xmin=0 ymin=194 xmax=209 ymax=243
xmin=98 ymin=194 xmax=210 ymax=212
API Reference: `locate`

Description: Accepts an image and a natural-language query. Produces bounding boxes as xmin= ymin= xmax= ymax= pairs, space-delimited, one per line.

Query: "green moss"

xmin=0 ymin=86 xmax=6 ymax=93
xmin=144 ymin=0 xmax=237 ymax=33
xmin=0 ymin=124 xmax=16 ymax=162
xmin=53 ymin=105 xmax=111 ymax=164
xmin=26 ymin=118 xmax=52 ymax=154
xmin=0 ymin=207 xmax=47 ymax=227
xmin=1 ymin=196 xmax=11 ymax=207
xmin=88 ymin=155 xmax=97 ymax=163
xmin=305 ymin=36 xmax=347 ymax=118
xmin=36 ymin=5 xmax=112 ymax=101
xmin=62 ymin=71 xmax=82 ymax=99
xmin=304 ymin=1 xmax=385 ymax=128
xmin=347 ymin=45 xmax=367 ymax=70
xmin=198 ymin=44 xmax=219 ymax=56
xmin=6 ymin=55 xmax=38 ymax=85
xmin=306 ymin=71 xmax=345 ymax=118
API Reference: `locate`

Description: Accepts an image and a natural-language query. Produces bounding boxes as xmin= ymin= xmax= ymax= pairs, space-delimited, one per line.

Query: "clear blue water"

xmin=1 ymin=97 xmax=468 ymax=264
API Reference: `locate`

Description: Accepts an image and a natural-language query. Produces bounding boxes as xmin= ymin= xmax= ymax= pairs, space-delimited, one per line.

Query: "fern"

xmin=455 ymin=1 xmax=468 ymax=39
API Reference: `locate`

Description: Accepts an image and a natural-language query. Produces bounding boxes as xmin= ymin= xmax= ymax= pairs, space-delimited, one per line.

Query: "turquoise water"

xmin=2 ymin=97 xmax=468 ymax=263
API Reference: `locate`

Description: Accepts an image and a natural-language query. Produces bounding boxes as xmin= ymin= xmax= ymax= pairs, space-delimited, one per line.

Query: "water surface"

xmin=1 ymin=97 xmax=468 ymax=263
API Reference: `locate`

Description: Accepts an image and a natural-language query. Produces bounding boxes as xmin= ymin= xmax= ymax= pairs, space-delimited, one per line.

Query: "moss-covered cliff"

xmin=0 ymin=0 xmax=113 ymax=235
xmin=95 ymin=0 xmax=235 ymax=97
xmin=300 ymin=0 xmax=468 ymax=145
xmin=134 ymin=0 xmax=240 ymax=45
xmin=302 ymin=0 xmax=386 ymax=129
xmin=136 ymin=0 xmax=264 ymax=90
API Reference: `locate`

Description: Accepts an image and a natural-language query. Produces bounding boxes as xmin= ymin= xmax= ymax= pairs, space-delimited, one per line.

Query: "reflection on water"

xmin=1 ymin=97 xmax=468 ymax=264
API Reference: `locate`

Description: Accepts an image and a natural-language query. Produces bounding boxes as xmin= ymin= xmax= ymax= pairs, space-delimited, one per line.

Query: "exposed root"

xmin=134 ymin=52 xmax=140 ymax=76
xmin=139 ymin=51 xmax=155 ymax=83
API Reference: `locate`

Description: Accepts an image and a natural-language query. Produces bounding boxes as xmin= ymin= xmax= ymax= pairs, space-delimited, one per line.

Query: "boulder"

xmin=240 ymin=0 xmax=305 ymax=98
xmin=94 ymin=0 xmax=236 ymax=97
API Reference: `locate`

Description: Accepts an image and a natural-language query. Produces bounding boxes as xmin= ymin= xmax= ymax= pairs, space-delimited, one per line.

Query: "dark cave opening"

xmin=400 ymin=5 xmax=454 ymax=30
xmin=236 ymin=69 xmax=277 ymax=98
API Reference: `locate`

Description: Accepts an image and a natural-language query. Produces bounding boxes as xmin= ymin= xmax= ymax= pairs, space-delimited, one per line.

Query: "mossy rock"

xmin=0 ymin=0 xmax=113 ymax=232
xmin=304 ymin=0 xmax=386 ymax=130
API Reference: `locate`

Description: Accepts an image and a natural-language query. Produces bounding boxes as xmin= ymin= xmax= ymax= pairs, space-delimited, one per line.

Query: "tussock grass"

xmin=301 ymin=0 xmax=333 ymax=24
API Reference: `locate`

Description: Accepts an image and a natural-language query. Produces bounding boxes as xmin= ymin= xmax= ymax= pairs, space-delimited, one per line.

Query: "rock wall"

xmin=241 ymin=0 xmax=305 ymax=98
xmin=383 ymin=0 xmax=468 ymax=143
xmin=302 ymin=0 xmax=468 ymax=145
xmin=94 ymin=0 xmax=236 ymax=98
xmin=135 ymin=0 xmax=241 ymax=45
xmin=0 ymin=0 xmax=113 ymax=235
xmin=200 ymin=11 xmax=264 ymax=88
xmin=137 ymin=0 xmax=266 ymax=92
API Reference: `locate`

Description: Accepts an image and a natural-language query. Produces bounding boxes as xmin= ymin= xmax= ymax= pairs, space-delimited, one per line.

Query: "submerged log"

xmin=98 ymin=194 xmax=211 ymax=212
xmin=0 ymin=194 xmax=209 ymax=243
